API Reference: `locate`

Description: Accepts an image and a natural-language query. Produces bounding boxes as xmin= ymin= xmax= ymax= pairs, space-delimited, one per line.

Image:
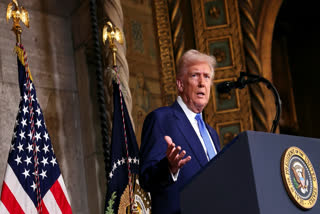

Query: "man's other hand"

xmin=164 ymin=136 xmax=191 ymax=174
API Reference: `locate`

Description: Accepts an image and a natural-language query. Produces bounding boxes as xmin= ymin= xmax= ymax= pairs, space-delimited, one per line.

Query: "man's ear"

xmin=176 ymin=79 xmax=183 ymax=93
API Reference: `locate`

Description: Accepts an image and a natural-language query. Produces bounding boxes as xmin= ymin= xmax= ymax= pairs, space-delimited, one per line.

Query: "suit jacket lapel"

xmin=171 ymin=102 xmax=208 ymax=167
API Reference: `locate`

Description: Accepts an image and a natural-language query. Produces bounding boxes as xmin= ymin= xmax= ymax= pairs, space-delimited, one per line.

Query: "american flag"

xmin=0 ymin=44 xmax=72 ymax=214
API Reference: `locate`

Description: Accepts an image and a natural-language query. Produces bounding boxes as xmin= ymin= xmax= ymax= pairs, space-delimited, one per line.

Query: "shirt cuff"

xmin=170 ymin=168 xmax=180 ymax=182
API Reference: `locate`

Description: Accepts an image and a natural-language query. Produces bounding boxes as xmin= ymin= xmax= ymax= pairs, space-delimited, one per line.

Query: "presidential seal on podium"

xmin=281 ymin=146 xmax=318 ymax=209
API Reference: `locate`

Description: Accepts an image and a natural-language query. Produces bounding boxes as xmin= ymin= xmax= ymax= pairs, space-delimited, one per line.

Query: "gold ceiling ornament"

xmin=6 ymin=0 xmax=29 ymax=43
xmin=102 ymin=21 xmax=124 ymax=67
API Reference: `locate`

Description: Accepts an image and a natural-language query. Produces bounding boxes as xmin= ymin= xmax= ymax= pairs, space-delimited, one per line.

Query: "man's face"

xmin=177 ymin=62 xmax=213 ymax=113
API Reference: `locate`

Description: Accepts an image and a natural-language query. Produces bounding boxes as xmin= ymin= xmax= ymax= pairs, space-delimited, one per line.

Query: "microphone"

xmin=216 ymin=72 xmax=248 ymax=93
xmin=215 ymin=72 xmax=282 ymax=133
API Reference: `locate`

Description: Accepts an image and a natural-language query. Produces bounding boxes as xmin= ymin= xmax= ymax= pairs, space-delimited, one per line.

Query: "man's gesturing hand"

xmin=165 ymin=136 xmax=191 ymax=174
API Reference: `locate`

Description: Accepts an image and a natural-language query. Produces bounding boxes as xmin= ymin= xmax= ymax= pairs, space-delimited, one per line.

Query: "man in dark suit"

xmin=139 ymin=49 xmax=220 ymax=214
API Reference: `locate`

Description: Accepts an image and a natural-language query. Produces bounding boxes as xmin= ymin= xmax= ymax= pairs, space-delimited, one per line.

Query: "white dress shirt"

xmin=170 ymin=97 xmax=217 ymax=181
xmin=177 ymin=96 xmax=217 ymax=159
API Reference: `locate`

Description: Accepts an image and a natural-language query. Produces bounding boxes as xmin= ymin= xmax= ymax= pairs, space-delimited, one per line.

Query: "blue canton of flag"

xmin=0 ymin=45 xmax=72 ymax=214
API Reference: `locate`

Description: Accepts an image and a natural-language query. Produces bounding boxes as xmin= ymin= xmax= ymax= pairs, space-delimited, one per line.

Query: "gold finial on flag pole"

xmin=6 ymin=0 xmax=30 ymax=43
xmin=102 ymin=21 xmax=123 ymax=67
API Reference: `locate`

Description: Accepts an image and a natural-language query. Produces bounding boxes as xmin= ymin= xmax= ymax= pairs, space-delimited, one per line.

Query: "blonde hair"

xmin=176 ymin=49 xmax=217 ymax=80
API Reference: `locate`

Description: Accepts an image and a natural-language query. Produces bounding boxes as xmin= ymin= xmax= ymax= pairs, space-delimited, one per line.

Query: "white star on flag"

xmin=36 ymin=106 xmax=41 ymax=115
xmin=19 ymin=130 xmax=26 ymax=140
xmin=14 ymin=155 xmax=22 ymax=165
xmin=27 ymin=130 xmax=33 ymax=140
xmin=41 ymin=157 xmax=49 ymax=167
xmin=50 ymin=157 xmax=57 ymax=167
xmin=22 ymin=106 xmax=28 ymax=115
xmin=40 ymin=169 xmax=47 ymax=180
xmin=21 ymin=118 xmax=27 ymax=127
xmin=24 ymin=156 xmax=32 ymax=166
xmin=23 ymin=93 xmax=28 ymax=102
xmin=17 ymin=143 xmax=24 ymax=152
xmin=43 ymin=132 xmax=49 ymax=141
xmin=35 ymin=132 xmax=41 ymax=141
xmin=31 ymin=181 xmax=37 ymax=192
xmin=35 ymin=119 xmax=42 ymax=128
xmin=42 ymin=144 xmax=50 ymax=154
xmin=27 ymin=143 xmax=33 ymax=153
xmin=22 ymin=168 xmax=30 ymax=179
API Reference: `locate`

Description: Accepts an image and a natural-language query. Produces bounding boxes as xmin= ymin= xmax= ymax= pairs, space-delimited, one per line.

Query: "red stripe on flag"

xmin=50 ymin=180 xmax=72 ymax=214
xmin=0 ymin=182 xmax=25 ymax=214
xmin=41 ymin=200 xmax=49 ymax=214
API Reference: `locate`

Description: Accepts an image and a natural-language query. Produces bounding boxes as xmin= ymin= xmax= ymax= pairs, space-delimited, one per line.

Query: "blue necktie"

xmin=195 ymin=113 xmax=216 ymax=160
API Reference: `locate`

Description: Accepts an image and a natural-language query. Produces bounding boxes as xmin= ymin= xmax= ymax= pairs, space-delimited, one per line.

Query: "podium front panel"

xmin=180 ymin=131 xmax=320 ymax=214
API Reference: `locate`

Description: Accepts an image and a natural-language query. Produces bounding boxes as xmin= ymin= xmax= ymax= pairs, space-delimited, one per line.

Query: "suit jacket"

xmin=139 ymin=101 xmax=220 ymax=214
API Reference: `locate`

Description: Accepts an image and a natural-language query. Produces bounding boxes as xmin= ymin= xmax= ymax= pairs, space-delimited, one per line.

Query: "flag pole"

xmin=6 ymin=1 xmax=44 ymax=213
xmin=103 ymin=21 xmax=136 ymax=213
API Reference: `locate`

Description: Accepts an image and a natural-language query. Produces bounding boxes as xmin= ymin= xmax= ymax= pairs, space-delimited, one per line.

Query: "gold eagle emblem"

xmin=7 ymin=0 xmax=29 ymax=28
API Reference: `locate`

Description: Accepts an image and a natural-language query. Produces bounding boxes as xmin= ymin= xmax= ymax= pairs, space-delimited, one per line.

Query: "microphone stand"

xmin=218 ymin=72 xmax=282 ymax=133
